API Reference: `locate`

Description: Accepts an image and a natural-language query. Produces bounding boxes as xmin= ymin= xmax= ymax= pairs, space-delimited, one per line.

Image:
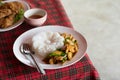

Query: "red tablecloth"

xmin=0 ymin=0 xmax=100 ymax=80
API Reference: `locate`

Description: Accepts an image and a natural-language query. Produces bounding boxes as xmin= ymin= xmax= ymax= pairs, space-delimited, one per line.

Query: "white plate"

xmin=0 ymin=0 xmax=30 ymax=32
xmin=13 ymin=25 xmax=87 ymax=69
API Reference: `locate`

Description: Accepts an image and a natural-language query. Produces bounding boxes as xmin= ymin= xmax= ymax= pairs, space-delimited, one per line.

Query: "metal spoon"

xmin=20 ymin=43 xmax=46 ymax=74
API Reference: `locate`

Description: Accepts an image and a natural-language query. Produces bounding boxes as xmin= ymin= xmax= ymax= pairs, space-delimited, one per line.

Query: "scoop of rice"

xmin=32 ymin=31 xmax=64 ymax=57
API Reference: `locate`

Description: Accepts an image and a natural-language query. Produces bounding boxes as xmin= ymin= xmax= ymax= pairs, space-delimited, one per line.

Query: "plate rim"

xmin=0 ymin=0 xmax=30 ymax=32
xmin=13 ymin=25 xmax=87 ymax=69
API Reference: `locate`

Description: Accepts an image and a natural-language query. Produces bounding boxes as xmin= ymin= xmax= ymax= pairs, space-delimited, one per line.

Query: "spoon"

xmin=20 ymin=43 xmax=46 ymax=74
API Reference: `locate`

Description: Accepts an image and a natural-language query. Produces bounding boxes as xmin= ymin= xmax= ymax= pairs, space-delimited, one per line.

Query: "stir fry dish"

xmin=0 ymin=1 xmax=24 ymax=28
xmin=43 ymin=33 xmax=78 ymax=64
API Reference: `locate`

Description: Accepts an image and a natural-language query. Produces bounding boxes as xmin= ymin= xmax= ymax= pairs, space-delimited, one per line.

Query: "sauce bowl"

xmin=24 ymin=8 xmax=47 ymax=26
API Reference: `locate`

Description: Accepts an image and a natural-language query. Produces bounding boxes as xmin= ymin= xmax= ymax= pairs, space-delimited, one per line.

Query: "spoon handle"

xmin=29 ymin=54 xmax=46 ymax=74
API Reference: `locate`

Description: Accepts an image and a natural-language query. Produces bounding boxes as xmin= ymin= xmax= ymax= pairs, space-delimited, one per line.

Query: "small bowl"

xmin=24 ymin=8 xmax=47 ymax=26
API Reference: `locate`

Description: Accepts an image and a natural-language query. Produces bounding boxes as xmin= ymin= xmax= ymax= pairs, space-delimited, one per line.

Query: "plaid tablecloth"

xmin=0 ymin=0 xmax=100 ymax=80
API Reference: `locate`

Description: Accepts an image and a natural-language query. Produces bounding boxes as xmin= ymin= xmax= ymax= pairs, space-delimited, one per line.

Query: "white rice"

xmin=32 ymin=31 xmax=64 ymax=57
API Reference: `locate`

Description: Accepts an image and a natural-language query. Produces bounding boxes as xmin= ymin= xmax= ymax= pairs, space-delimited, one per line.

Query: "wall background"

xmin=61 ymin=0 xmax=120 ymax=80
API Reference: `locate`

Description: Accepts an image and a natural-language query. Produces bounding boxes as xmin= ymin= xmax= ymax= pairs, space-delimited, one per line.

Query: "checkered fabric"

xmin=0 ymin=0 xmax=100 ymax=80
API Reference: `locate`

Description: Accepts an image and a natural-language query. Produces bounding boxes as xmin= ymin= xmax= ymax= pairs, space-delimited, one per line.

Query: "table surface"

xmin=0 ymin=0 xmax=100 ymax=80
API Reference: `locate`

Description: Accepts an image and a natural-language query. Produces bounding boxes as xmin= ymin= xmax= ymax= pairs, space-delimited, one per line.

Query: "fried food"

xmin=43 ymin=33 xmax=79 ymax=64
xmin=0 ymin=18 xmax=4 ymax=26
xmin=0 ymin=9 xmax=12 ymax=18
xmin=0 ymin=1 xmax=24 ymax=13
xmin=0 ymin=13 xmax=15 ymax=28
xmin=0 ymin=1 xmax=24 ymax=28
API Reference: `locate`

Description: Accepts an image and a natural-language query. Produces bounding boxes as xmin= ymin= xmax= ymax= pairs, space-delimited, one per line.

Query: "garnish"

xmin=14 ymin=9 xmax=24 ymax=23
xmin=0 ymin=1 xmax=3 ymax=6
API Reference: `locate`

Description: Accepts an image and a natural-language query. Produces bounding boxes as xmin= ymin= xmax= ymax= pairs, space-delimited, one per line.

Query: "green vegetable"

xmin=48 ymin=53 xmax=60 ymax=57
xmin=14 ymin=9 xmax=24 ymax=23
xmin=48 ymin=50 xmax=66 ymax=57
xmin=62 ymin=57 xmax=67 ymax=63
xmin=60 ymin=52 xmax=66 ymax=56
xmin=0 ymin=1 xmax=3 ymax=6
xmin=73 ymin=40 xmax=77 ymax=43
xmin=64 ymin=37 xmax=70 ymax=43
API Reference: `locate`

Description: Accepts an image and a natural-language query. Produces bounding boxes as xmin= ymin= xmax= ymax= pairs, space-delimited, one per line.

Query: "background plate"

xmin=0 ymin=0 xmax=30 ymax=32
